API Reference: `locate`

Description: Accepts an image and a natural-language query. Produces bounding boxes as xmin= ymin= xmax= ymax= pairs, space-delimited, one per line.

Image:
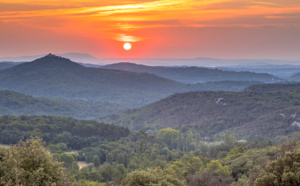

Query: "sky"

xmin=1 ymin=0 xmax=300 ymax=60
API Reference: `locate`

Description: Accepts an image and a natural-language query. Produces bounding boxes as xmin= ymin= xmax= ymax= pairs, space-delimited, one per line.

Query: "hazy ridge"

xmin=101 ymin=90 xmax=300 ymax=139
xmin=102 ymin=62 xmax=283 ymax=84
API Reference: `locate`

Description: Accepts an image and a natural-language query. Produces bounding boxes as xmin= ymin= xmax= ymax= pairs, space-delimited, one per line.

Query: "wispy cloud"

xmin=1 ymin=0 xmax=300 ymax=24
xmin=1 ymin=0 xmax=300 ymax=48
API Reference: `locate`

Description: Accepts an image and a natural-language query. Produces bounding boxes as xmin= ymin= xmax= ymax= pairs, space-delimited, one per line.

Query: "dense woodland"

xmin=0 ymin=117 xmax=299 ymax=185
xmin=0 ymin=90 xmax=127 ymax=119
xmin=0 ymin=115 xmax=130 ymax=149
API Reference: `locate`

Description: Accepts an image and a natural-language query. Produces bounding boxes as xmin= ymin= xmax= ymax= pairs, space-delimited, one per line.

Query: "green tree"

xmin=227 ymin=145 xmax=244 ymax=157
xmin=177 ymin=131 xmax=184 ymax=151
xmin=224 ymin=133 xmax=237 ymax=150
xmin=116 ymin=153 xmax=124 ymax=165
xmin=100 ymin=163 xmax=114 ymax=183
xmin=121 ymin=168 xmax=185 ymax=186
xmin=93 ymin=156 xmax=100 ymax=168
xmin=0 ymin=137 xmax=70 ymax=185
xmin=113 ymin=164 xmax=127 ymax=185
xmin=254 ymin=150 xmax=300 ymax=186
xmin=123 ymin=153 xmax=129 ymax=168
xmin=206 ymin=160 xmax=231 ymax=177
xmin=188 ymin=160 xmax=232 ymax=186
xmin=88 ymin=168 xmax=103 ymax=182
xmin=195 ymin=132 xmax=201 ymax=149
xmin=106 ymin=153 xmax=113 ymax=164
xmin=157 ymin=127 xmax=179 ymax=149
xmin=71 ymin=161 xmax=80 ymax=175
xmin=136 ymin=139 xmax=148 ymax=155
xmin=186 ymin=156 xmax=204 ymax=175
xmin=169 ymin=155 xmax=204 ymax=180
xmin=186 ymin=130 xmax=194 ymax=151
xmin=47 ymin=144 xmax=60 ymax=153
xmin=54 ymin=152 xmax=76 ymax=171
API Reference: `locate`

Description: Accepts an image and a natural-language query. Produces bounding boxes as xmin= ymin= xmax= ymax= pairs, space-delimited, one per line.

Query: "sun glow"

xmin=123 ymin=43 xmax=132 ymax=50
xmin=1 ymin=1 xmax=300 ymax=59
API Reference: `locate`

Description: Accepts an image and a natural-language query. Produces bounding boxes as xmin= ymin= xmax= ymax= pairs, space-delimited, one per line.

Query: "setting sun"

xmin=123 ymin=43 xmax=132 ymax=50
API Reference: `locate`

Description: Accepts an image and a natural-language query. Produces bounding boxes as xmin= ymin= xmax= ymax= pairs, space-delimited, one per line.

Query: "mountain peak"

xmin=31 ymin=54 xmax=82 ymax=67
xmin=46 ymin=53 xmax=56 ymax=57
xmin=2 ymin=53 xmax=85 ymax=75
xmin=43 ymin=53 xmax=69 ymax=60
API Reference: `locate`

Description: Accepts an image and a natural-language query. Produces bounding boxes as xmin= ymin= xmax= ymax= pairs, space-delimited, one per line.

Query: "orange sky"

xmin=1 ymin=0 xmax=300 ymax=60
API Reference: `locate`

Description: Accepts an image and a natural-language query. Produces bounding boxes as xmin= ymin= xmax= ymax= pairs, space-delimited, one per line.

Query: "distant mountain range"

xmin=1 ymin=52 xmax=299 ymax=67
xmin=0 ymin=53 xmax=101 ymax=64
xmin=0 ymin=90 xmax=127 ymax=119
xmin=220 ymin=64 xmax=300 ymax=78
xmin=2 ymin=52 xmax=300 ymax=80
xmin=0 ymin=54 xmax=190 ymax=107
xmin=1 ymin=54 xmax=280 ymax=107
xmin=102 ymin=62 xmax=283 ymax=83
xmin=100 ymin=90 xmax=300 ymax=139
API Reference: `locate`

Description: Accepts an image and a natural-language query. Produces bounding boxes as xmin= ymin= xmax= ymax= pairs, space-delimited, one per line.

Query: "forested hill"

xmin=0 ymin=115 xmax=130 ymax=149
xmin=0 ymin=90 xmax=127 ymax=119
xmin=0 ymin=54 xmax=188 ymax=107
xmin=102 ymin=62 xmax=283 ymax=83
xmin=0 ymin=62 xmax=20 ymax=70
xmin=290 ymin=72 xmax=300 ymax=82
xmin=101 ymin=91 xmax=300 ymax=139
xmin=245 ymin=83 xmax=300 ymax=93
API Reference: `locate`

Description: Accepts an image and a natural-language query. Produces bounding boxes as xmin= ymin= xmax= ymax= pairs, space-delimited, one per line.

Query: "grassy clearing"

xmin=77 ymin=161 xmax=89 ymax=169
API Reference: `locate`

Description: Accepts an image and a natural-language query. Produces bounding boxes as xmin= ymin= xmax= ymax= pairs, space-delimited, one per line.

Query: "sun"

xmin=123 ymin=43 xmax=132 ymax=50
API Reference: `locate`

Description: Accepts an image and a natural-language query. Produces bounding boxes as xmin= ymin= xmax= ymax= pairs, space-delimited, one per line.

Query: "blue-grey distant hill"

xmin=0 ymin=54 xmax=190 ymax=107
xmin=220 ymin=64 xmax=300 ymax=78
xmin=289 ymin=72 xmax=300 ymax=82
xmin=0 ymin=62 xmax=22 ymax=70
xmin=102 ymin=62 xmax=283 ymax=84
xmin=0 ymin=54 xmax=268 ymax=107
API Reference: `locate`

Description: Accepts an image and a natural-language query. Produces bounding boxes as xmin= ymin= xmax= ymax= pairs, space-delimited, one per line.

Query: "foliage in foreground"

xmin=254 ymin=150 xmax=300 ymax=186
xmin=0 ymin=116 xmax=300 ymax=186
xmin=0 ymin=137 xmax=70 ymax=185
xmin=121 ymin=168 xmax=185 ymax=186
xmin=0 ymin=115 xmax=130 ymax=149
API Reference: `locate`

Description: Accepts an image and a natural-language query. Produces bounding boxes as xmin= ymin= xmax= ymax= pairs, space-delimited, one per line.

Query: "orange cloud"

xmin=2 ymin=0 xmax=300 ymax=27
xmin=114 ymin=34 xmax=143 ymax=42
xmin=1 ymin=0 xmax=300 ymax=59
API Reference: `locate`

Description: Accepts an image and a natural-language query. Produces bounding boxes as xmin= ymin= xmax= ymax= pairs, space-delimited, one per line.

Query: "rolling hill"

xmin=245 ymin=83 xmax=300 ymax=93
xmin=289 ymin=72 xmax=300 ymax=82
xmin=0 ymin=54 xmax=189 ymax=107
xmin=0 ymin=90 xmax=127 ymax=119
xmin=0 ymin=115 xmax=130 ymax=147
xmin=102 ymin=62 xmax=283 ymax=84
xmin=100 ymin=91 xmax=300 ymax=139
xmin=0 ymin=62 xmax=21 ymax=70
xmin=220 ymin=64 xmax=300 ymax=78
xmin=189 ymin=81 xmax=264 ymax=92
